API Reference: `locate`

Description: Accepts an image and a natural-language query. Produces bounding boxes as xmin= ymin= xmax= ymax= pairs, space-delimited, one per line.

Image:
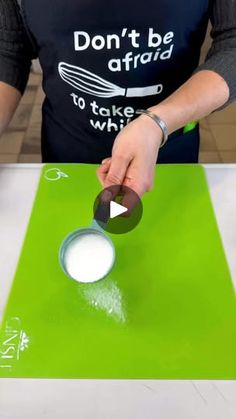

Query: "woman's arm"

xmin=98 ymin=70 xmax=229 ymax=197
xmin=0 ymin=0 xmax=36 ymax=135
xmin=97 ymin=0 xmax=236 ymax=197
xmin=195 ymin=0 xmax=236 ymax=107
xmin=0 ymin=82 xmax=21 ymax=135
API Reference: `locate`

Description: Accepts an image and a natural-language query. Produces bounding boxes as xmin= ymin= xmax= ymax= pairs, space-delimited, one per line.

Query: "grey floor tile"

xmin=21 ymin=140 xmax=41 ymax=154
xmin=18 ymin=154 xmax=42 ymax=163
xmin=207 ymin=103 xmax=236 ymax=125
xmin=210 ymin=124 xmax=236 ymax=151
xmin=200 ymin=125 xmax=217 ymax=152
xmin=8 ymin=104 xmax=33 ymax=131
xmin=0 ymin=154 xmax=18 ymax=163
xmin=28 ymin=72 xmax=42 ymax=87
xmin=0 ymin=132 xmax=24 ymax=154
xmin=219 ymin=152 xmax=236 ymax=163
xmin=20 ymin=85 xmax=37 ymax=105
xmin=199 ymin=151 xmax=222 ymax=163
xmin=35 ymin=86 xmax=45 ymax=105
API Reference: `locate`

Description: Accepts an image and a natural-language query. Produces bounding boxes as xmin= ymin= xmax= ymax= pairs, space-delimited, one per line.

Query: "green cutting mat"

xmin=0 ymin=164 xmax=235 ymax=379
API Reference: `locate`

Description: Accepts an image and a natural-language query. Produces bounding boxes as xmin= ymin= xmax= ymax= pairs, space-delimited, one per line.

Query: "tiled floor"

xmin=199 ymin=104 xmax=236 ymax=163
xmin=0 ymin=67 xmax=236 ymax=164
xmin=0 ymin=72 xmax=43 ymax=163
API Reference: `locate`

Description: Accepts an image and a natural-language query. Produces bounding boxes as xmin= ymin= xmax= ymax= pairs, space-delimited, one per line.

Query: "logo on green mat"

xmin=0 ymin=317 xmax=29 ymax=370
xmin=44 ymin=167 xmax=69 ymax=181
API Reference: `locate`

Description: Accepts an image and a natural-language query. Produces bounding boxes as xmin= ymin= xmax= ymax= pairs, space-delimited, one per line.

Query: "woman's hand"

xmin=97 ymin=115 xmax=163 ymax=197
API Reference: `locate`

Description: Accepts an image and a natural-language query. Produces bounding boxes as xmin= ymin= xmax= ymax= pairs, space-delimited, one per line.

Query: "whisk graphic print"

xmin=58 ymin=62 xmax=163 ymax=98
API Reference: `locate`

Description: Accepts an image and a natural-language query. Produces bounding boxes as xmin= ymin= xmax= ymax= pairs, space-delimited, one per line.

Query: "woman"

xmin=0 ymin=0 xmax=236 ymax=196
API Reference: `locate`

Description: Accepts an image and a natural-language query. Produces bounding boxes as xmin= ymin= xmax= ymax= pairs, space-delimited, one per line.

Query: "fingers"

xmin=119 ymin=157 xmax=155 ymax=215
xmin=102 ymin=157 xmax=112 ymax=165
xmin=120 ymin=186 xmax=140 ymax=216
xmin=96 ymin=158 xmax=111 ymax=187
xmin=123 ymin=158 xmax=155 ymax=198
xmin=104 ymin=154 xmax=131 ymax=189
xmin=97 ymin=154 xmax=154 ymax=203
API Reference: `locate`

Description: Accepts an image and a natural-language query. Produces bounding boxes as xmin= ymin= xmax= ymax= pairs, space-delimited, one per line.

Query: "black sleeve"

xmin=195 ymin=0 xmax=236 ymax=106
xmin=0 ymin=0 xmax=37 ymax=94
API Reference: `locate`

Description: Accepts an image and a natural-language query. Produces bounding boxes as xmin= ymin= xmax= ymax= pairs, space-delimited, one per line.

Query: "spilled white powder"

xmin=82 ymin=281 xmax=126 ymax=323
xmin=64 ymin=233 xmax=114 ymax=283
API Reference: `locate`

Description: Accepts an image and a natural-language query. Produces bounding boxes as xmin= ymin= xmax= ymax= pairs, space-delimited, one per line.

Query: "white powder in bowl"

xmin=64 ymin=232 xmax=114 ymax=283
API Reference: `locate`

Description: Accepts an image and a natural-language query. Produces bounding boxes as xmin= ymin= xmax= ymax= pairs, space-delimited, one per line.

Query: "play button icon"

xmin=110 ymin=201 xmax=128 ymax=219
xmin=93 ymin=185 xmax=143 ymax=234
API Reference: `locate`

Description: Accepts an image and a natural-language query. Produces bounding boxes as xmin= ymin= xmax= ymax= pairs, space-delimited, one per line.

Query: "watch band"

xmin=136 ymin=109 xmax=168 ymax=148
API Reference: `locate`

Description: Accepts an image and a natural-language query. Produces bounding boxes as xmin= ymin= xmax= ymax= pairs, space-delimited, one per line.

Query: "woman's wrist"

xmin=136 ymin=109 xmax=168 ymax=147
xmin=148 ymin=103 xmax=175 ymax=133
xmin=137 ymin=113 xmax=164 ymax=148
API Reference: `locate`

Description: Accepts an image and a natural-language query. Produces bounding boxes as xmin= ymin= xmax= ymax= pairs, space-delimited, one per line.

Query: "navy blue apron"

xmin=21 ymin=0 xmax=209 ymax=163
